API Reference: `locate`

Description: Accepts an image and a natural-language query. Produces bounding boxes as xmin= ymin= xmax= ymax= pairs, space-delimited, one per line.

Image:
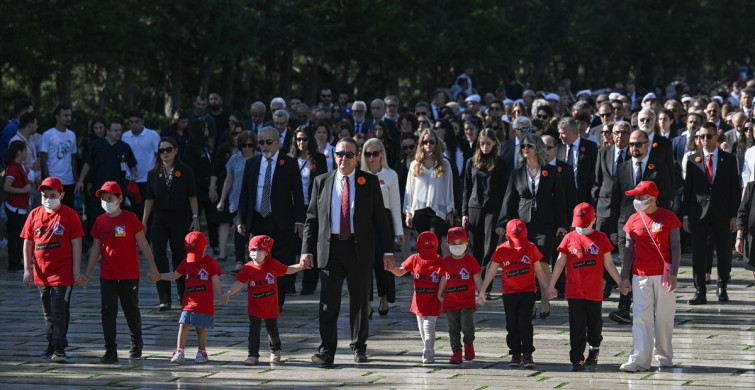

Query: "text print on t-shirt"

xmin=447 ymin=268 xmax=470 ymax=280
xmin=415 ymin=271 xmax=440 ymax=283
xmin=572 ymin=260 xmax=597 ymax=269
xmin=248 ymin=272 xmax=276 ymax=287
xmin=570 ymin=243 xmax=600 ymax=255
xmin=506 ymin=267 xmax=531 ymax=278
xmin=187 ymin=268 xmax=209 ymax=281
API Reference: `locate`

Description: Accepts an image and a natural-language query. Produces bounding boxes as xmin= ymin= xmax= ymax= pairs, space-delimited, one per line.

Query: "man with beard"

xmin=187 ymin=95 xmax=217 ymax=149
xmin=208 ymin=92 xmax=230 ymax=139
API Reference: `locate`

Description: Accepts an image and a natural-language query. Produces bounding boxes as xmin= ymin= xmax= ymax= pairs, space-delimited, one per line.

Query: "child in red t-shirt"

xmin=220 ymin=235 xmax=305 ymax=366
xmin=78 ymin=181 xmax=160 ymax=363
xmin=548 ymin=203 xmax=622 ymax=371
xmin=160 ymin=232 xmax=222 ymax=365
xmin=479 ymin=219 xmax=548 ymax=369
xmin=21 ymin=177 xmax=85 ymax=363
xmin=4 ymin=140 xmax=32 ymax=272
xmin=438 ymin=227 xmax=482 ymax=364
xmin=389 ymin=231 xmax=442 ymax=364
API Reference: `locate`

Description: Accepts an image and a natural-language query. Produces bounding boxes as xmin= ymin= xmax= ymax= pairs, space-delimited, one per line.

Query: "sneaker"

xmin=509 ymin=353 xmax=522 ymax=368
xmin=244 ymin=356 xmax=259 ymax=366
xmin=586 ymin=348 xmax=599 ymax=365
xmin=232 ymin=262 xmax=244 ymax=274
xmin=41 ymin=344 xmax=54 ymax=359
xmin=422 ymin=349 xmax=435 ymax=364
xmin=609 ymin=308 xmax=631 ymax=324
xmin=449 ymin=350 xmax=462 ymax=364
xmin=571 ymin=360 xmax=585 ymax=371
xmin=270 ymin=350 xmax=281 ymax=363
xmin=195 ymin=350 xmax=208 ymax=364
xmin=100 ymin=349 xmax=119 ymax=364
xmin=522 ymin=353 xmax=535 ymax=369
xmin=51 ymin=346 xmax=67 ymax=363
xmin=658 ymin=357 xmax=673 ymax=368
xmin=129 ymin=340 xmax=143 ymax=359
xmin=619 ymin=361 xmax=648 ymax=372
xmin=463 ymin=343 xmax=475 ymax=360
xmin=171 ymin=349 xmax=185 ymax=364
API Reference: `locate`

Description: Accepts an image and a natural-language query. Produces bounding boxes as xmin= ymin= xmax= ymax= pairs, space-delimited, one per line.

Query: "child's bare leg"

xmin=177 ymin=324 xmax=190 ymax=349
xmin=196 ymin=328 xmax=207 ymax=350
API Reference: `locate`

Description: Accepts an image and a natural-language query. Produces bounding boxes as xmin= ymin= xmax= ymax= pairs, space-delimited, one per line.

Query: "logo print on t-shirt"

xmin=521 ymin=255 xmax=531 ymax=264
xmin=459 ymin=268 xmax=470 ymax=280
xmin=115 ymin=226 xmax=126 ymax=237
xmin=265 ymin=272 xmax=275 ymax=284
xmin=430 ymin=270 xmax=440 ymax=283
xmin=588 ymin=243 xmax=599 ymax=255
xmin=651 ymin=222 xmax=663 ymax=233
xmin=198 ymin=268 xmax=209 ymax=280
xmin=52 ymin=222 xmax=65 ymax=236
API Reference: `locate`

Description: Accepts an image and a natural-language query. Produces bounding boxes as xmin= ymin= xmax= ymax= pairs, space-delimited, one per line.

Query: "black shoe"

xmin=354 ymin=350 xmax=367 ymax=363
xmin=286 ymin=286 xmax=297 ymax=294
xmin=688 ymin=289 xmax=707 ymax=305
xmin=369 ymin=306 xmax=374 ymax=319
xmin=158 ymin=303 xmax=171 ymax=311
xmin=609 ymin=309 xmax=631 ymax=324
xmin=531 ymin=306 xmax=537 ymax=319
xmin=571 ymin=361 xmax=585 ymax=371
xmin=216 ymin=256 xmax=227 ymax=263
xmin=51 ymin=346 xmax=66 ymax=363
xmin=378 ymin=298 xmax=389 ymax=316
xmin=311 ymin=353 xmax=334 ymax=368
xmin=41 ymin=344 xmax=54 ymax=359
xmin=485 ymin=293 xmax=492 ymax=300
xmin=129 ymin=340 xmax=143 ymax=359
xmin=300 ymin=288 xmax=314 ymax=295
xmin=717 ymin=286 xmax=729 ymax=302
xmin=100 ymin=349 xmax=118 ymax=364
xmin=586 ymin=348 xmax=599 ymax=365
xmin=539 ymin=310 xmax=550 ymax=319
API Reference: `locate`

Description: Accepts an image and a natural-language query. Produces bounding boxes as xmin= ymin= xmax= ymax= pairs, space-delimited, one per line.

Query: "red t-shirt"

xmin=176 ymin=255 xmax=221 ymax=315
xmin=623 ymin=208 xmax=681 ymax=277
xmin=439 ymin=253 xmax=482 ymax=312
xmin=5 ymin=162 xmax=30 ymax=210
xmin=491 ymin=241 xmax=543 ymax=294
xmin=401 ymin=254 xmax=443 ymax=316
xmin=235 ymin=258 xmax=288 ymax=319
xmin=557 ymin=230 xmax=614 ymax=301
xmin=90 ymin=210 xmax=144 ymax=280
xmin=21 ymin=205 xmax=85 ymax=286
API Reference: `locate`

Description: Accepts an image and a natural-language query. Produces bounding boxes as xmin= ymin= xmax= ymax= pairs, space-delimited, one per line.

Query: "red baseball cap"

xmin=572 ymin=202 xmax=596 ymax=228
xmin=416 ymin=231 xmax=439 ymax=260
xmin=38 ymin=176 xmax=63 ymax=192
xmin=95 ymin=181 xmax=122 ymax=197
xmin=446 ymin=227 xmax=468 ymax=243
xmin=248 ymin=235 xmax=274 ymax=253
xmin=184 ymin=231 xmax=207 ymax=263
xmin=506 ymin=219 xmax=528 ymax=247
xmin=625 ymin=180 xmax=659 ymax=198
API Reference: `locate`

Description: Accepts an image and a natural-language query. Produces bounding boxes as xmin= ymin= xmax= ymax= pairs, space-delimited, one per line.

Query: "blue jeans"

xmin=39 ymin=285 xmax=72 ymax=348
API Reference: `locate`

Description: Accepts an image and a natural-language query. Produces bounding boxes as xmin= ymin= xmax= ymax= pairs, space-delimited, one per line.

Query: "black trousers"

xmin=248 ymin=316 xmax=281 ymax=357
xmin=467 ymin=207 xmax=498 ymax=293
xmin=690 ymin=217 xmax=732 ymax=288
xmin=371 ymin=209 xmax=395 ymax=302
xmin=250 ymin=213 xmax=296 ymax=307
xmin=318 ymin=236 xmax=372 ymax=356
xmin=151 ymin=211 xmax=190 ymax=305
xmin=502 ymin=292 xmax=536 ymax=355
xmin=567 ymin=298 xmax=603 ymax=364
xmin=39 ymin=285 xmax=72 ymax=348
xmin=61 ymin=184 xmax=76 ymax=210
xmin=100 ymin=278 xmax=141 ymax=349
xmin=413 ymin=208 xmax=447 ymax=254
xmin=198 ymin=198 xmax=219 ymax=249
xmin=5 ymin=206 xmax=27 ymax=270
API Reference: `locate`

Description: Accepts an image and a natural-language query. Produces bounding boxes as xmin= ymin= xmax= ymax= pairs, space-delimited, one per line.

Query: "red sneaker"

xmin=449 ymin=350 xmax=462 ymax=364
xmin=464 ymin=343 xmax=475 ymax=360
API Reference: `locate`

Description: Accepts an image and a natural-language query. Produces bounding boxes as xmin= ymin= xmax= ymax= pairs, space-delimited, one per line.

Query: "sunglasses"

xmin=599 ymin=113 xmax=612 ymax=118
xmin=418 ymin=120 xmax=429 ymax=125
xmin=335 ymin=151 xmax=356 ymax=159
xmin=240 ymin=143 xmax=255 ymax=149
xmin=490 ymin=106 xmax=502 ymax=111
xmin=296 ymin=137 xmax=308 ymax=143
xmin=232 ymin=131 xmax=242 ymax=136
xmin=628 ymin=141 xmax=647 ymax=148
xmin=613 ymin=131 xmax=629 ymax=135
xmin=520 ymin=144 xmax=535 ymax=150
xmin=536 ymin=115 xmax=549 ymax=120
xmin=402 ymin=144 xmax=416 ymax=151
xmin=695 ymin=133 xmax=715 ymax=140
xmin=517 ymin=126 xmax=534 ymax=133
xmin=364 ymin=151 xmax=381 ymax=158
xmin=601 ymin=130 xmax=611 ymax=134
xmin=259 ymin=139 xmax=276 ymax=145
xmin=422 ymin=140 xmax=436 ymax=145
xmin=158 ymin=147 xmax=174 ymax=154
xmin=638 ymin=118 xmax=652 ymax=123
xmin=415 ymin=112 xmax=427 ymax=117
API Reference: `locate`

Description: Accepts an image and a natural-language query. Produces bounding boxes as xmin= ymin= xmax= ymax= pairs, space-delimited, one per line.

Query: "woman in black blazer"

xmin=496 ymin=133 xmax=567 ymax=318
xmin=462 ymin=128 xmax=509 ymax=296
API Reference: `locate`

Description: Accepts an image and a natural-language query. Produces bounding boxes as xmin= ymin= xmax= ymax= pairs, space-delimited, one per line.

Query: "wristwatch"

xmin=192 ymin=214 xmax=198 ymax=219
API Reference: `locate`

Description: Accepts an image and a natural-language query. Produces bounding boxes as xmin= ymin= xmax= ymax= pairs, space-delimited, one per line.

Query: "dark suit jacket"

xmin=279 ymin=129 xmax=294 ymax=156
xmin=236 ymin=153 xmax=305 ymax=230
xmin=555 ymin=160 xmax=577 ymax=226
xmin=497 ymin=165 xmax=567 ymax=229
xmin=499 ymin=138 xmax=519 ymax=173
xmin=648 ymin=133 xmax=675 ymax=189
xmin=353 ymin=119 xmax=373 ymax=135
xmin=301 ymin=170 xmax=393 ymax=268
xmin=671 ymin=132 xmax=690 ymax=192
xmin=610 ymin=157 xmax=673 ymax=232
xmin=593 ymin=145 xmax=630 ymax=219
xmin=681 ymin=150 xmax=741 ymax=221
xmin=588 ymin=123 xmax=606 ymax=141
xmin=297 ymin=152 xmax=328 ymax=204
xmin=557 ymin=138 xmax=598 ymax=205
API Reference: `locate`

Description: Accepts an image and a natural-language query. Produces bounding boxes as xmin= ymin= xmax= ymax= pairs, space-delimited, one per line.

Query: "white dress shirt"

xmin=373 ymin=168 xmax=403 ymax=234
xmin=742 ymin=145 xmax=755 ymax=186
xmin=331 ymin=170 xmax=356 ymax=234
xmin=255 ymin=151 xmax=279 ymax=213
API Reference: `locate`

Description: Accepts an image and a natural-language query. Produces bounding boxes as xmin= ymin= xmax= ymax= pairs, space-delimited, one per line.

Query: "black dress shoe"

xmin=354 ymin=351 xmax=367 ymax=363
xmin=717 ymin=286 xmax=729 ymax=302
xmin=300 ymin=288 xmax=314 ymax=295
xmin=378 ymin=297 xmax=389 ymax=316
xmin=688 ymin=289 xmax=707 ymax=305
xmin=311 ymin=353 xmax=334 ymax=367
xmin=369 ymin=306 xmax=374 ymax=319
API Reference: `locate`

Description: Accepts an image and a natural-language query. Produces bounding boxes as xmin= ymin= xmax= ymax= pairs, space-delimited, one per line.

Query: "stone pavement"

xmin=1 ymin=250 xmax=753 ymax=389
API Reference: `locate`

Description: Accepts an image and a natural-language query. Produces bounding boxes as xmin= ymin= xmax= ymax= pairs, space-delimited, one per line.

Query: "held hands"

xmin=300 ymin=254 xmax=314 ymax=269
xmin=476 ymin=293 xmax=486 ymax=305
xmin=219 ymin=293 xmax=230 ymax=304
xmin=546 ymin=286 xmax=558 ymax=300
xmin=619 ymin=279 xmax=632 ymax=295
xmin=75 ymin=274 xmax=89 ymax=288
xmin=147 ymin=269 xmax=160 ymax=283
xmin=383 ymin=254 xmax=395 ymax=271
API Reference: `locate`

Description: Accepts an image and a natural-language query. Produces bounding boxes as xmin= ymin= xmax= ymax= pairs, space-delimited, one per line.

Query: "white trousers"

xmin=627 ymin=275 xmax=676 ymax=368
xmin=416 ymin=315 xmax=438 ymax=355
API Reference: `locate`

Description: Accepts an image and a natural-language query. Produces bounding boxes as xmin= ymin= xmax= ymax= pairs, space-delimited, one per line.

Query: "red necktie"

xmin=706 ymin=154 xmax=713 ymax=184
xmin=340 ymin=176 xmax=351 ymax=239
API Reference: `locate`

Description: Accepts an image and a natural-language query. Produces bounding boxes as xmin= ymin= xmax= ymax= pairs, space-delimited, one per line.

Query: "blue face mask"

xmin=575 ymin=226 xmax=593 ymax=235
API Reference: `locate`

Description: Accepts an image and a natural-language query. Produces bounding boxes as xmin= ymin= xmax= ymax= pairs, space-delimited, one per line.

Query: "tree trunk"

xmin=279 ymin=47 xmax=293 ymax=102
xmin=56 ymin=66 xmax=72 ymax=106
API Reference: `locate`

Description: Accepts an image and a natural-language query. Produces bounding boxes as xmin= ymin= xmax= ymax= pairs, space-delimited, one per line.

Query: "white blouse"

xmin=369 ymin=167 xmax=403 ymax=234
xmin=404 ymin=159 xmax=455 ymax=219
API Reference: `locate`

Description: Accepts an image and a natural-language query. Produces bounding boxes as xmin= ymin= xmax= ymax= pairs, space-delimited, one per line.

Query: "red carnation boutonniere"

xmin=695 ymin=156 xmax=702 ymax=163
xmin=174 ymin=171 xmax=182 ymax=178
xmin=580 ymin=146 xmax=586 ymax=152
xmin=278 ymin=159 xmax=285 ymax=165
xmin=557 ymin=166 xmax=563 ymax=173
xmin=647 ymin=163 xmax=655 ymax=170
xmin=718 ymin=128 xmax=724 ymax=133
xmin=652 ymin=142 xmax=658 ymax=148
xmin=541 ymin=170 xmax=549 ymax=177
xmin=310 ymin=164 xmax=317 ymax=171
xmin=379 ymin=179 xmax=385 ymax=185
xmin=357 ymin=177 xmax=366 ymax=185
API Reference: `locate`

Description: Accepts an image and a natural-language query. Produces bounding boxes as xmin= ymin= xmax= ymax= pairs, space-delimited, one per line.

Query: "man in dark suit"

xmin=272 ymin=110 xmax=294 ymax=154
xmin=557 ymin=117 xmax=598 ymax=205
xmin=236 ymin=126 xmax=305 ymax=307
xmin=350 ymin=101 xmax=373 ymax=135
xmin=681 ymin=122 xmax=741 ymax=305
xmin=300 ymin=138 xmax=394 ymax=367
xmin=705 ymin=101 xmax=732 ymax=133
xmin=588 ymin=102 xmax=615 ymax=141
xmin=499 ymin=117 xmax=533 ymax=173
xmin=638 ymin=108 xmax=675 ymax=189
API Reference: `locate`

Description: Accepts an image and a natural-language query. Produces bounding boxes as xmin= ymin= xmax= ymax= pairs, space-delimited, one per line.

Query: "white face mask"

xmin=449 ymin=244 xmax=467 ymax=257
xmin=249 ymin=250 xmax=266 ymax=262
xmin=633 ymin=198 xmax=652 ymax=213
xmin=42 ymin=198 xmax=61 ymax=210
xmin=575 ymin=226 xmax=593 ymax=235
xmin=101 ymin=200 xmax=118 ymax=214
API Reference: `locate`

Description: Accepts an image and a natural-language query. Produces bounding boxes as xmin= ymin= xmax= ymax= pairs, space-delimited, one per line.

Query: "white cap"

xmin=608 ymin=92 xmax=621 ymax=101
xmin=503 ymin=98 xmax=514 ymax=105
xmin=465 ymin=94 xmax=481 ymax=103
xmin=576 ymin=89 xmax=591 ymax=98
xmin=681 ymin=96 xmax=693 ymax=103
xmin=514 ymin=98 xmax=524 ymax=104
xmin=545 ymin=93 xmax=560 ymax=101
xmin=642 ymin=92 xmax=656 ymax=103
xmin=712 ymin=95 xmax=724 ymax=105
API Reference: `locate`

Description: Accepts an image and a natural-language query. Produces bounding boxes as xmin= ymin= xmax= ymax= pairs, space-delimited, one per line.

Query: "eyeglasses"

xmin=415 ymin=112 xmax=427 ymax=117
xmin=352 ymin=109 xmax=364 ymax=113
xmin=694 ymin=133 xmax=715 ymax=140
xmin=240 ymin=143 xmax=255 ymax=149
xmin=613 ymin=131 xmax=629 ymax=135
xmin=599 ymin=113 xmax=612 ymax=118
xmin=517 ymin=126 xmax=534 ymax=133
xmin=745 ymin=126 xmax=754 ymax=132
xmin=370 ymin=107 xmax=381 ymax=110
xmin=158 ymin=146 xmax=174 ymax=154
xmin=364 ymin=151 xmax=381 ymax=158
xmin=489 ymin=106 xmax=502 ymax=111
xmin=536 ymin=115 xmax=549 ymax=120
xmin=231 ymin=131 xmax=242 ymax=136
xmin=335 ymin=151 xmax=356 ymax=159
xmin=422 ymin=140 xmax=436 ymax=145
xmin=402 ymin=144 xmax=416 ymax=151
xmin=296 ymin=137 xmax=308 ymax=143
xmin=520 ymin=144 xmax=535 ymax=150
xmin=628 ymin=141 xmax=648 ymax=148
xmin=259 ymin=139 xmax=276 ymax=145
xmin=601 ymin=130 xmax=611 ymax=134
xmin=638 ymin=117 xmax=652 ymax=123
xmin=418 ymin=120 xmax=429 ymax=125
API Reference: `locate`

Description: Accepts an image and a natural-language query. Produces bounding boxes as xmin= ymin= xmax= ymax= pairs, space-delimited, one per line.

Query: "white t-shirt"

xmin=38 ymin=128 xmax=77 ymax=185
xmin=122 ymin=128 xmax=160 ymax=183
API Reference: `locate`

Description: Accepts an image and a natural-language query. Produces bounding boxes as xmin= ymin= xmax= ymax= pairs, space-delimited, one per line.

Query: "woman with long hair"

xmin=497 ymin=133 xmax=567 ymax=318
xmin=361 ymin=138 xmax=404 ymax=316
xmin=142 ymin=137 xmax=200 ymax=310
xmin=161 ymin=109 xmax=191 ymax=156
xmin=4 ymin=140 xmax=32 ymax=271
xmin=210 ymin=123 xmax=243 ymax=262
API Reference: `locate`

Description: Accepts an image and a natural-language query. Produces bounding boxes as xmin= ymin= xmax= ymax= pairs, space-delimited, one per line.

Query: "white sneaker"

xmin=244 ymin=356 xmax=259 ymax=366
xmin=620 ymin=361 xmax=648 ymax=372
xmin=195 ymin=350 xmax=208 ymax=364
xmin=657 ymin=357 xmax=673 ymax=368
xmin=171 ymin=350 xmax=185 ymax=364
xmin=422 ymin=349 xmax=435 ymax=364
xmin=270 ymin=350 xmax=281 ymax=363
